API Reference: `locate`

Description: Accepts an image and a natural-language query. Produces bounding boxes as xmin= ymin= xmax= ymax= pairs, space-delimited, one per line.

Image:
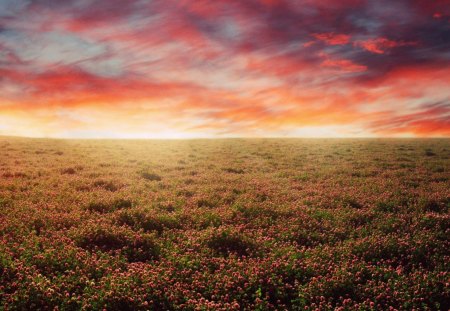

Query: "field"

xmin=0 ymin=137 xmax=449 ymax=310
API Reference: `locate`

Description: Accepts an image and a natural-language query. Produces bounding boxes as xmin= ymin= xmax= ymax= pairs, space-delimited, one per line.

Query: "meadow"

xmin=0 ymin=137 xmax=448 ymax=310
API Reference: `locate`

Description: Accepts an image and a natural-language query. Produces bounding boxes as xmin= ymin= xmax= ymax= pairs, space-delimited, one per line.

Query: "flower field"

xmin=0 ymin=137 xmax=448 ymax=310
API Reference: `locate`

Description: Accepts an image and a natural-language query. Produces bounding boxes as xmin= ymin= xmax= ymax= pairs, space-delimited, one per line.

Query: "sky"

xmin=0 ymin=0 xmax=449 ymax=138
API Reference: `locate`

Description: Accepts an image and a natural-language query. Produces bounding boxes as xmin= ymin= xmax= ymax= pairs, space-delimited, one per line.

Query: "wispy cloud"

xmin=0 ymin=0 xmax=449 ymax=137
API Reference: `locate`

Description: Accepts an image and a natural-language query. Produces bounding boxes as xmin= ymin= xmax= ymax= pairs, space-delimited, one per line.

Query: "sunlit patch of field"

xmin=0 ymin=137 xmax=449 ymax=310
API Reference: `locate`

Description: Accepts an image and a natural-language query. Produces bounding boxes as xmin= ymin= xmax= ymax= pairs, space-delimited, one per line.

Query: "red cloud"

xmin=354 ymin=38 xmax=417 ymax=54
xmin=258 ymin=0 xmax=282 ymax=7
xmin=313 ymin=33 xmax=351 ymax=45
xmin=321 ymin=58 xmax=367 ymax=72
xmin=368 ymin=103 xmax=450 ymax=137
xmin=0 ymin=0 xmax=449 ymax=137
xmin=319 ymin=52 xmax=366 ymax=72
xmin=1 ymin=64 xmax=209 ymax=110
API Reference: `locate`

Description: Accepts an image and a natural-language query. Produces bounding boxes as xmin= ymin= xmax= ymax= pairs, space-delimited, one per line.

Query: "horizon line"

xmin=1 ymin=135 xmax=449 ymax=140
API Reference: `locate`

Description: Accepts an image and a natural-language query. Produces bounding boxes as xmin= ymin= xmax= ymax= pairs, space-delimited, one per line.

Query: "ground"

xmin=0 ymin=137 xmax=449 ymax=310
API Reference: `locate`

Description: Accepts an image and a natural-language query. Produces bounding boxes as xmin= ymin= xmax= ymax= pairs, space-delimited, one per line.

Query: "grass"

xmin=0 ymin=137 xmax=448 ymax=310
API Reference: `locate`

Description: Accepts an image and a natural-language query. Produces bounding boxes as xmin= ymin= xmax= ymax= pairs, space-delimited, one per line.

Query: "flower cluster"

xmin=0 ymin=138 xmax=448 ymax=309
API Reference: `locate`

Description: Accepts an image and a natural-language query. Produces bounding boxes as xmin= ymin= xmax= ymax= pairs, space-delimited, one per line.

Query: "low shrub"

xmin=223 ymin=167 xmax=245 ymax=174
xmin=61 ymin=167 xmax=76 ymax=174
xmin=93 ymin=179 xmax=120 ymax=192
xmin=140 ymin=171 xmax=162 ymax=181
xmin=87 ymin=199 xmax=133 ymax=213
xmin=115 ymin=209 xmax=180 ymax=233
xmin=206 ymin=228 xmax=255 ymax=257
xmin=73 ymin=222 xmax=160 ymax=262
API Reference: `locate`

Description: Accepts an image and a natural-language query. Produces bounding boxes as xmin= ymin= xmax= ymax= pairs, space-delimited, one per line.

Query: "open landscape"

xmin=0 ymin=137 xmax=448 ymax=310
xmin=1 ymin=0 xmax=449 ymax=309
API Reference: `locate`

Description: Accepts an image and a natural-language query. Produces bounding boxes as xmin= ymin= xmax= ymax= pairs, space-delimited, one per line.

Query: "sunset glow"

xmin=0 ymin=0 xmax=449 ymax=137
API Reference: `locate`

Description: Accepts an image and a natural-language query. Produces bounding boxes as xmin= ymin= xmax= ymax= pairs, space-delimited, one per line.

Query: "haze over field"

xmin=0 ymin=0 xmax=449 ymax=138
